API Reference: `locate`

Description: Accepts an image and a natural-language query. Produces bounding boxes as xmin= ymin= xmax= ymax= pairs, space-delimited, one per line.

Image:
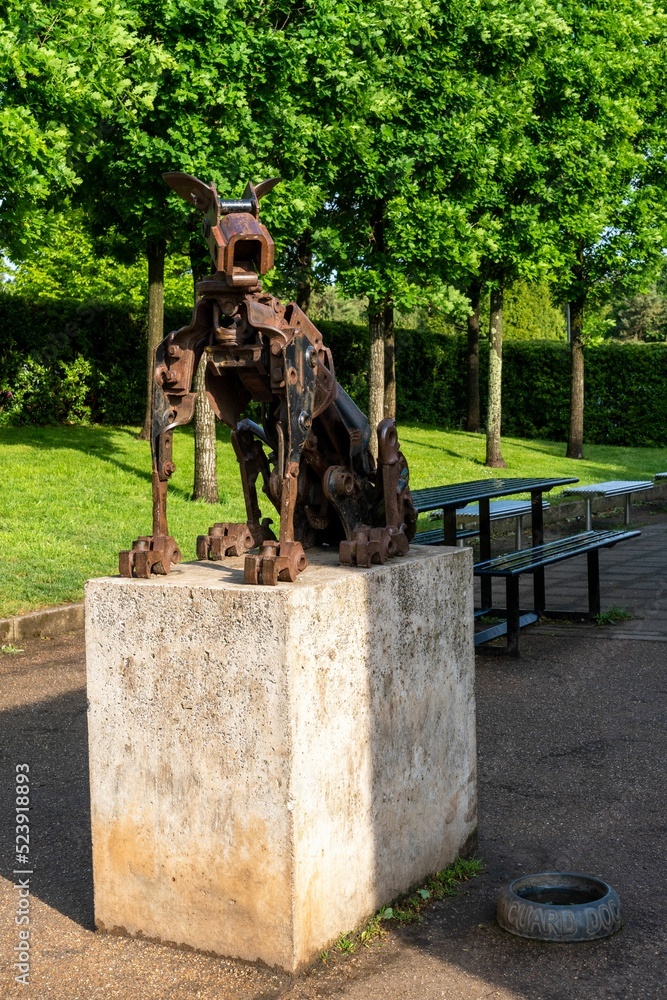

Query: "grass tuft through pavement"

xmin=321 ymin=857 xmax=483 ymax=962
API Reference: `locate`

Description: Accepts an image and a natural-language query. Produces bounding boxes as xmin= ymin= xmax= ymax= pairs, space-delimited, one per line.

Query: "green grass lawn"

xmin=1 ymin=422 xmax=666 ymax=618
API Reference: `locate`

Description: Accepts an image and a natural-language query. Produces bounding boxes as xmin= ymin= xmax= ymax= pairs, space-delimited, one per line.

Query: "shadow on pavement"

xmin=0 ymin=687 xmax=94 ymax=930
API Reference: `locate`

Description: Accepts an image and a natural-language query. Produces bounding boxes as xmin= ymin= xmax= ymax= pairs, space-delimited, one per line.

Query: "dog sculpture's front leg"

xmin=119 ymin=332 xmax=200 ymax=578
xmin=243 ymin=331 xmax=317 ymax=585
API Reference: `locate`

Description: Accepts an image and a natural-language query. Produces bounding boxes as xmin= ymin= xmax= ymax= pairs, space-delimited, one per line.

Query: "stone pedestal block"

xmin=85 ymin=545 xmax=476 ymax=971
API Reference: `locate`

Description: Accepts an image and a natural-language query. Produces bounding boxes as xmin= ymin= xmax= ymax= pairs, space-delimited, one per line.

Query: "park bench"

xmin=410 ymin=477 xmax=577 ymax=616
xmin=474 ymin=528 xmax=641 ymax=656
xmin=412 ymin=496 xmax=550 ymax=549
xmin=562 ymin=480 xmax=653 ymax=531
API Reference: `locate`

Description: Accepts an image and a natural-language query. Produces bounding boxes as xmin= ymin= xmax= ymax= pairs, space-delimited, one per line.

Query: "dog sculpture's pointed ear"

xmin=163 ymin=172 xmax=215 ymax=211
xmin=242 ymin=177 xmax=281 ymax=214
xmin=253 ymin=177 xmax=281 ymax=201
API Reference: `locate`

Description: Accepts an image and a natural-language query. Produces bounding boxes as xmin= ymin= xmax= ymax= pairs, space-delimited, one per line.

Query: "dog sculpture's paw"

xmin=244 ymin=540 xmax=308 ymax=585
xmin=119 ymin=535 xmax=181 ymax=578
xmin=339 ymin=524 xmax=409 ymax=568
xmin=197 ymin=522 xmax=258 ymax=560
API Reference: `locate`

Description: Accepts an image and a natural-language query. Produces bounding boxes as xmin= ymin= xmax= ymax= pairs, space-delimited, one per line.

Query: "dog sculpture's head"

xmin=164 ymin=172 xmax=280 ymax=288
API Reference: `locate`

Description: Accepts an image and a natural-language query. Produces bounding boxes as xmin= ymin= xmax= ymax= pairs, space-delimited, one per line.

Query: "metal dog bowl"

xmin=497 ymin=872 xmax=622 ymax=941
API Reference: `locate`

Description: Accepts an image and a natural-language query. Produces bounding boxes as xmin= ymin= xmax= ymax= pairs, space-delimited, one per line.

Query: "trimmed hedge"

xmin=500 ymin=340 xmax=667 ymax=446
xmin=1 ymin=294 xmax=666 ymax=447
xmin=321 ymin=322 xmax=667 ymax=447
xmin=319 ymin=320 xmax=471 ymax=426
xmin=0 ymin=296 xmax=188 ymax=426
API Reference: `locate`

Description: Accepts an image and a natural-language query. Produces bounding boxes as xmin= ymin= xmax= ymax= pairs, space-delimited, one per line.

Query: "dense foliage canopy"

xmin=2 ymin=0 xmax=667 ymax=448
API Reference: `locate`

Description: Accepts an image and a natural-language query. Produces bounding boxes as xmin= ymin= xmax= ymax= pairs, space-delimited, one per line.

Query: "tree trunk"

xmin=368 ymin=199 xmax=388 ymax=457
xmin=566 ymin=292 xmax=586 ymax=459
xmin=193 ymin=355 xmax=219 ymax=502
xmin=383 ymin=300 xmax=396 ymax=419
xmin=139 ymin=238 xmax=166 ymax=439
xmin=485 ymin=285 xmax=507 ymax=468
xmin=191 ymin=238 xmax=219 ymax=501
xmin=295 ymin=231 xmax=312 ymax=314
xmin=368 ymin=307 xmax=384 ymax=458
xmin=465 ymin=278 xmax=482 ymax=432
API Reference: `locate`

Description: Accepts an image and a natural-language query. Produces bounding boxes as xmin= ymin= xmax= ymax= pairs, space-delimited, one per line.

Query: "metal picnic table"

xmin=561 ymin=480 xmax=653 ymax=531
xmin=411 ymin=477 xmax=579 ymax=612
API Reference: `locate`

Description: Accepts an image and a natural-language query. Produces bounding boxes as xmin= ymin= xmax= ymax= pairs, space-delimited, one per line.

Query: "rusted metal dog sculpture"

xmin=120 ymin=173 xmax=416 ymax=585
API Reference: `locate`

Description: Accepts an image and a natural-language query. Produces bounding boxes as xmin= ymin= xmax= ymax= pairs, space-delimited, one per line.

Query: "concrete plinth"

xmin=85 ymin=545 xmax=477 ymax=971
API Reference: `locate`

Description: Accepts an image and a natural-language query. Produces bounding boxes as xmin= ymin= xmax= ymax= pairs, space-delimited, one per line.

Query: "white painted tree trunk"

xmin=485 ymin=285 xmax=507 ymax=468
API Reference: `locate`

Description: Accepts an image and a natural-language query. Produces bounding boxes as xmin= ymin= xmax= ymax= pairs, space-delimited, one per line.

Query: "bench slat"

xmin=474 ymin=529 xmax=640 ymax=577
xmin=413 ymin=528 xmax=477 ymax=546
xmin=457 ymin=499 xmax=549 ymax=521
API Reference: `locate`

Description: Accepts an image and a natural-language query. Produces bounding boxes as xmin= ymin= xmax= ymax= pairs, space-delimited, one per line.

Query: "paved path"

xmin=1 ymin=508 xmax=666 ymax=998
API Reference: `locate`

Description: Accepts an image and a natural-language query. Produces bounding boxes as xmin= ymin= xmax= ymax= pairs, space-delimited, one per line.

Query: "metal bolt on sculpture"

xmin=119 ymin=173 xmax=416 ymax=585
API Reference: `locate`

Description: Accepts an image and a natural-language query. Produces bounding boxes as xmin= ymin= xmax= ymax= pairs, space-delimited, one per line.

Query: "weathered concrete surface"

xmin=84 ymin=545 xmax=476 ymax=971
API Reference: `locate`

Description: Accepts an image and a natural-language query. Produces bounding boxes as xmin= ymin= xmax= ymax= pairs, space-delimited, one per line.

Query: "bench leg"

xmin=479 ymin=497 xmax=493 ymax=609
xmin=530 ymin=493 xmax=546 ymax=612
xmin=625 ymin=494 xmax=631 ymax=526
xmin=506 ymin=577 xmax=521 ymax=656
xmin=587 ymin=549 xmax=601 ymax=617
xmin=443 ymin=508 xmax=457 ymax=546
xmin=585 ymin=497 xmax=593 ymax=532
xmin=515 ymin=515 xmax=523 ymax=550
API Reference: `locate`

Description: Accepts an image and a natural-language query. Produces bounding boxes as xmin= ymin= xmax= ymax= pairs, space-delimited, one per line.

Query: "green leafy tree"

xmin=3 ymin=207 xmax=193 ymax=310
xmin=443 ymin=3 xmax=566 ymax=465
xmin=314 ymin=2 xmax=487 ymax=446
xmin=533 ymin=0 xmax=667 ymax=458
xmin=344 ymin=0 xmax=569 ymax=448
xmin=79 ymin=1 xmax=259 ymax=440
xmin=0 ymin=0 xmax=162 ymax=259
xmin=432 ymin=1 xmax=667 ymax=461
